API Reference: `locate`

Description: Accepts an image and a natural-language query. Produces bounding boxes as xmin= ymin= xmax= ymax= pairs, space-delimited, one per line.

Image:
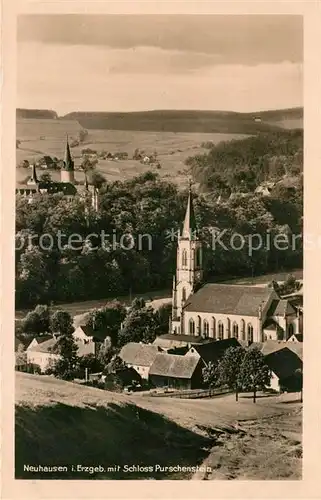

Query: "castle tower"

xmin=61 ymin=136 xmax=75 ymax=184
xmin=171 ymin=185 xmax=203 ymax=334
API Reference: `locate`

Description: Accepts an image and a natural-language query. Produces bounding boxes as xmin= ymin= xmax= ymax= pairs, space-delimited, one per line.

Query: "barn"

xmin=149 ymin=352 xmax=203 ymax=390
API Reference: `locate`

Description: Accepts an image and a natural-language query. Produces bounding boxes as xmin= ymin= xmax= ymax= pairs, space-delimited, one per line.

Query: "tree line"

xmin=16 ymin=131 xmax=303 ymax=309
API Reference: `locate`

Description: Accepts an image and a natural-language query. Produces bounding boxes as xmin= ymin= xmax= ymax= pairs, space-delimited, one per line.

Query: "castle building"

xmin=16 ymin=136 xmax=99 ymax=211
xmin=170 ymin=189 xmax=301 ymax=343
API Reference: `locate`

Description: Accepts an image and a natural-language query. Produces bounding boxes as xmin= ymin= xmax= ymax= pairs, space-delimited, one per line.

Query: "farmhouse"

xmin=149 ymin=352 xmax=203 ymax=390
xmin=170 ymin=187 xmax=302 ymax=343
xmin=119 ymin=342 xmax=163 ymax=379
xmin=153 ymin=333 xmax=213 ymax=351
xmin=185 ymin=338 xmax=242 ymax=366
xmin=26 ymin=334 xmax=54 ymax=351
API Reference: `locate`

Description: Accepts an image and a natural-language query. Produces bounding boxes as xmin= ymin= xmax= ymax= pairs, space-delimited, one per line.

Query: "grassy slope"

xmin=16 ymin=372 xmax=302 ymax=480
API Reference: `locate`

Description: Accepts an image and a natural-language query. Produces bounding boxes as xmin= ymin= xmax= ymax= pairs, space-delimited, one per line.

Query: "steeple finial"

xmin=182 ymin=180 xmax=197 ymax=239
xmin=31 ymin=163 xmax=38 ymax=183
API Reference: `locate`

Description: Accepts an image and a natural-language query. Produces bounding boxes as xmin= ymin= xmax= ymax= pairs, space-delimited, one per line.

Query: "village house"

xmin=264 ymin=347 xmax=302 ymax=393
xmin=25 ymin=334 xmax=54 ymax=351
xmin=119 ymin=342 xmax=163 ymax=379
xmin=149 ymin=352 xmax=203 ymax=390
xmin=185 ymin=338 xmax=242 ymax=367
xmin=170 ymin=187 xmax=302 ymax=343
xmin=26 ymin=337 xmax=100 ymax=373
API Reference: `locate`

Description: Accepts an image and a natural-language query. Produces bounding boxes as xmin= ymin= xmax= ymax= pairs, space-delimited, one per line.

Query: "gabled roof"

xmin=265 ymin=347 xmax=302 ymax=380
xmin=75 ymin=325 xmax=107 ymax=342
xmin=288 ymin=333 xmax=303 ymax=342
xmin=119 ymin=343 xmax=162 ymax=367
xmin=149 ymin=353 xmax=200 ymax=379
xmin=184 ymin=284 xmax=275 ymax=316
xmin=254 ymin=340 xmax=303 ymax=360
xmin=268 ymin=299 xmax=296 ymax=317
xmin=26 ymin=335 xmax=53 ymax=348
xmin=29 ymin=338 xmax=58 ymax=353
xmin=190 ymin=338 xmax=241 ymax=365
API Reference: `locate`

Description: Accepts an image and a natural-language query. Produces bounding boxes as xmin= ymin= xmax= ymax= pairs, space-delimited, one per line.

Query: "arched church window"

xmin=212 ymin=317 xmax=216 ymax=339
xmin=203 ymin=320 xmax=209 ymax=337
xmin=241 ymin=319 xmax=245 ymax=341
xmin=189 ymin=319 xmax=195 ymax=335
xmin=197 ymin=315 xmax=202 ymax=335
xmin=247 ymin=323 xmax=253 ymax=343
xmin=287 ymin=323 xmax=294 ymax=338
xmin=182 ymin=288 xmax=186 ymax=302
xmin=226 ymin=318 xmax=231 ymax=338
xmin=182 ymin=249 xmax=188 ymax=268
xmin=233 ymin=322 xmax=239 ymax=338
xmin=218 ymin=321 xmax=224 ymax=340
xmin=195 ymin=247 xmax=202 ymax=268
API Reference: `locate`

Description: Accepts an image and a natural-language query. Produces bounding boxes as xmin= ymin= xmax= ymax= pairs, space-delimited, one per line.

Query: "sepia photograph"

xmin=14 ymin=13 xmax=304 ymax=481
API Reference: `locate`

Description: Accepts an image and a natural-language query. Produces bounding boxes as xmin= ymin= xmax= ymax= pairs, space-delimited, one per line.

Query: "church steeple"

xmin=63 ymin=135 xmax=74 ymax=172
xmin=61 ymin=135 xmax=75 ymax=184
xmin=30 ymin=163 xmax=38 ymax=183
xmin=182 ymin=183 xmax=197 ymax=239
xmin=171 ymin=181 xmax=203 ymax=334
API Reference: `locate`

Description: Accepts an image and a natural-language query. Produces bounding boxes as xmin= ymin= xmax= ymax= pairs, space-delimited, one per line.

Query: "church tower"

xmin=60 ymin=136 xmax=75 ymax=184
xmin=171 ymin=185 xmax=203 ymax=334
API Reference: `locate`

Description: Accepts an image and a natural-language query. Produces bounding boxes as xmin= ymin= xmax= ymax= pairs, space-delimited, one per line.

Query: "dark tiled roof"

xmin=184 ymin=284 xmax=275 ymax=316
xmin=265 ymin=347 xmax=302 ymax=379
xmin=190 ymin=338 xmax=241 ymax=365
xmin=263 ymin=318 xmax=280 ymax=331
xmin=255 ymin=340 xmax=303 ymax=360
xmin=149 ymin=353 xmax=200 ymax=379
xmin=76 ymin=325 xmax=107 ymax=342
xmin=119 ymin=343 xmax=162 ymax=367
xmin=268 ymin=299 xmax=296 ymax=317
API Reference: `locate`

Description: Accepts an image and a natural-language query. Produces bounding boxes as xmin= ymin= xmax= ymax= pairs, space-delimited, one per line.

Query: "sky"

xmin=17 ymin=15 xmax=303 ymax=115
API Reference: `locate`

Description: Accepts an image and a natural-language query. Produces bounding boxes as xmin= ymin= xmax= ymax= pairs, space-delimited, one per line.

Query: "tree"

xmin=52 ymin=335 xmax=79 ymax=380
xmin=202 ymin=361 xmax=217 ymax=388
xmin=50 ymin=310 xmax=74 ymax=336
xmin=238 ymin=348 xmax=271 ymax=403
xmin=86 ymin=302 xmax=126 ymax=345
xmin=156 ymin=303 xmax=172 ymax=334
xmin=97 ymin=339 xmax=117 ymax=367
xmin=87 ymin=170 xmax=106 ymax=189
xmin=39 ymin=172 xmax=52 ymax=183
xmin=118 ymin=306 xmax=160 ymax=346
xmin=78 ymin=353 xmax=103 ymax=378
xmin=215 ymin=346 xmax=247 ymax=401
xmin=22 ymin=305 xmax=50 ymax=335
xmin=130 ymin=297 xmax=146 ymax=311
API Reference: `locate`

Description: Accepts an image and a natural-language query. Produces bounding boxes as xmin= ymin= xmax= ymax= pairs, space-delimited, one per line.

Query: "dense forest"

xmin=16 ymin=129 xmax=303 ymax=309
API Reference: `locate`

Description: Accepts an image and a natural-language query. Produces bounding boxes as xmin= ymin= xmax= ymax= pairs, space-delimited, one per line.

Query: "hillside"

xmin=16 ymin=372 xmax=302 ymax=480
xmin=17 ymin=108 xmax=58 ymax=120
xmin=17 ymin=118 xmax=83 ymax=141
xmin=61 ymin=109 xmax=293 ymax=134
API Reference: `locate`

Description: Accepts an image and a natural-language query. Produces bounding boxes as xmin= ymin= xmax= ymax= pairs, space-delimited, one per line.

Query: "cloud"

xmin=17 ymin=42 xmax=302 ymax=114
xmin=18 ymin=14 xmax=303 ymax=65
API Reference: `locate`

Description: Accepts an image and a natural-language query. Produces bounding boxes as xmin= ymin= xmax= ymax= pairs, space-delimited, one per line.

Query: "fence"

xmin=145 ymin=387 xmax=231 ymax=399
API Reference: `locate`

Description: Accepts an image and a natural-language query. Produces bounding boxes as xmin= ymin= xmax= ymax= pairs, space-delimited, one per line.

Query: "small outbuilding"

xmin=149 ymin=352 xmax=203 ymax=390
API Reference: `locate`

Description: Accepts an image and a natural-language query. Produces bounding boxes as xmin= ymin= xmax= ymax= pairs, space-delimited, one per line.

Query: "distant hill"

xmin=16 ymin=107 xmax=303 ymax=134
xmin=17 ymin=108 xmax=58 ymax=120
xmin=17 ymin=118 xmax=84 ymax=140
xmin=61 ymin=108 xmax=303 ymax=134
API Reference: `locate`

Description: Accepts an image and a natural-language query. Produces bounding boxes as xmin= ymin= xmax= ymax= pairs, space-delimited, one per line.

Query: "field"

xmin=15 ymin=372 xmax=302 ymax=480
xmin=16 ymin=120 xmax=248 ymax=186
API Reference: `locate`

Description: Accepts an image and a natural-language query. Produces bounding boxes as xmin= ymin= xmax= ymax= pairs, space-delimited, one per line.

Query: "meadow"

xmin=16 ymin=118 xmax=248 ymax=186
xmin=15 ymin=372 xmax=302 ymax=480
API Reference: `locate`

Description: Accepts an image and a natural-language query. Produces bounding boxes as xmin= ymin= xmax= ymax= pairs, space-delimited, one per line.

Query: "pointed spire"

xmin=84 ymin=171 xmax=89 ymax=191
xmin=31 ymin=163 xmax=38 ymax=183
xmin=63 ymin=134 xmax=74 ymax=171
xmin=181 ymin=180 xmax=197 ymax=239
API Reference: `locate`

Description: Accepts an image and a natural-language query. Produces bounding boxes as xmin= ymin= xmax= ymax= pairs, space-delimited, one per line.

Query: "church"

xmin=170 ymin=189 xmax=301 ymax=344
xmin=16 ymin=137 xmax=99 ymax=210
